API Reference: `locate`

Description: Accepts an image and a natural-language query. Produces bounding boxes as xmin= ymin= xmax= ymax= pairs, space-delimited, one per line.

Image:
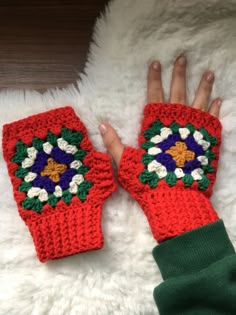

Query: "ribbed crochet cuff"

xmin=139 ymin=184 xmax=219 ymax=242
xmin=27 ymin=200 xmax=103 ymax=262
xmin=152 ymin=220 xmax=235 ymax=280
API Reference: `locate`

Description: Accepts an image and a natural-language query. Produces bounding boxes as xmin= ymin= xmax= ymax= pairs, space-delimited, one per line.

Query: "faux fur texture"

xmin=0 ymin=0 xmax=236 ymax=314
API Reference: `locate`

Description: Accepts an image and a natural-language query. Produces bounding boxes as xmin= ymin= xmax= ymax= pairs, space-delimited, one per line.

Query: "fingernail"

xmin=177 ymin=55 xmax=186 ymax=66
xmin=153 ymin=61 xmax=160 ymax=70
xmin=206 ymin=71 xmax=214 ymax=83
xmin=99 ymin=124 xmax=107 ymax=136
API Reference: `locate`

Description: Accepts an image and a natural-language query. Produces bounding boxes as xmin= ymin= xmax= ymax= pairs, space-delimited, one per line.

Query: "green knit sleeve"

xmin=152 ymin=220 xmax=236 ymax=315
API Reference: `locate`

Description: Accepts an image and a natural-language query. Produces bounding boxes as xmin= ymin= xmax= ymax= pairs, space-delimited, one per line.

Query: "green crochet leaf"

xmin=205 ymin=150 xmax=216 ymax=161
xmin=169 ymin=122 xmax=181 ymax=133
xmin=202 ymin=164 xmax=214 ymax=173
xmin=199 ymin=127 xmax=210 ymax=141
xmin=143 ymin=120 xmax=164 ymax=140
xmin=32 ymin=137 xmax=44 ymax=151
xmin=181 ymin=174 xmax=194 ymax=187
xmin=139 ymin=170 xmax=159 ymax=188
xmin=79 ymin=180 xmax=93 ymax=192
xmin=77 ymin=165 xmax=89 ymax=175
xmin=61 ymin=190 xmax=72 ymax=205
xmin=48 ymin=194 xmax=58 ymax=207
xmin=11 ymin=141 xmax=29 ymax=163
xmin=15 ymin=167 xmax=29 ymax=179
xmin=32 ymin=199 xmax=43 ymax=213
xmin=77 ymin=181 xmax=92 ymax=201
xmin=198 ymin=174 xmax=210 ymax=190
xmin=185 ymin=123 xmax=196 ymax=134
xmin=74 ymin=150 xmax=87 ymax=161
xmin=22 ymin=197 xmax=42 ymax=213
xmin=142 ymin=153 xmax=154 ymax=165
xmin=164 ymin=172 xmax=177 ymax=186
xmin=19 ymin=182 xmax=32 ymax=192
xmin=199 ymin=128 xmax=218 ymax=147
xmin=22 ymin=197 xmax=35 ymax=209
xmin=208 ymin=136 xmax=218 ymax=146
xmin=47 ymin=131 xmax=58 ymax=146
xmin=141 ymin=141 xmax=155 ymax=150
xmin=61 ymin=127 xmax=83 ymax=146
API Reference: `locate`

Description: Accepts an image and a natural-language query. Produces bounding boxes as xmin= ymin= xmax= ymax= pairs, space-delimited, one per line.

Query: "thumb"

xmin=99 ymin=123 xmax=125 ymax=166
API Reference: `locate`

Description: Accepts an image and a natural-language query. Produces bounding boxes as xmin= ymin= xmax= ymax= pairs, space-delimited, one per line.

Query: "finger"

xmin=208 ymin=98 xmax=222 ymax=117
xmin=99 ymin=123 xmax=125 ymax=166
xmin=169 ymin=55 xmax=187 ymax=104
xmin=147 ymin=61 xmax=164 ymax=103
xmin=192 ymin=71 xmax=215 ymax=111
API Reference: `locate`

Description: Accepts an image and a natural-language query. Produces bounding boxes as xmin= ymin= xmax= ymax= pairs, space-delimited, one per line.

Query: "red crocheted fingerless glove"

xmin=118 ymin=103 xmax=221 ymax=242
xmin=2 ymin=106 xmax=116 ymax=262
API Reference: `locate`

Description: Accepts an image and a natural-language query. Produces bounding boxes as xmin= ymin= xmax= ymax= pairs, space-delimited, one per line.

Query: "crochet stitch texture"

xmin=2 ymin=106 xmax=116 ymax=262
xmin=118 ymin=103 xmax=221 ymax=242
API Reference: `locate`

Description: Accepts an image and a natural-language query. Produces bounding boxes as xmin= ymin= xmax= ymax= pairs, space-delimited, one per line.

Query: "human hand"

xmin=99 ymin=55 xmax=222 ymax=166
xmin=99 ymin=55 xmax=222 ymax=242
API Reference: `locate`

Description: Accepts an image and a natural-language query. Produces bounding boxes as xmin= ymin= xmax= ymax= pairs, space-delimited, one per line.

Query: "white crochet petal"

xmin=43 ymin=142 xmax=53 ymax=154
xmin=70 ymin=160 xmax=83 ymax=169
xmin=69 ymin=182 xmax=78 ymax=194
xmin=22 ymin=157 xmax=35 ymax=168
xmin=198 ymin=139 xmax=211 ymax=151
xmin=197 ymin=155 xmax=209 ymax=165
xmin=57 ymin=138 xmax=68 ymax=151
xmin=174 ymin=168 xmax=185 ymax=178
xmin=179 ymin=128 xmax=190 ymax=140
xmin=191 ymin=168 xmax=204 ymax=180
xmin=24 ymin=172 xmax=37 ymax=182
xmin=148 ymin=147 xmax=162 ymax=155
xmin=147 ymin=160 xmax=161 ymax=172
xmin=65 ymin=144 xmax=78 ymax=154
xmin=193 ymin=130 xmax=203 ymax=142
xmin=155 ymin=165 xmax=167 ymax=179
xmin=38 ymin=189 xmax=49 ymax=202
xmin=150 ymin=135 xmax=163 ymax=144
xmin=27 ymin=147 xmax=38 ymax=160
xmin=57 ymin=138 xmax=77 ymax=154
xmin=72 ymin=174 xmax=84 ymax=185
xmin=54 ymin=185 xmax=63 ymax=198
xmin=160 ymin=127 xmax=172 ymax=139
xmin=27 ymin=187 xmax=41 ymax=198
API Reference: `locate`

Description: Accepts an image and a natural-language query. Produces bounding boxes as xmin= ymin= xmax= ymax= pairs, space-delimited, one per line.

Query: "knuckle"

xmin=174 ymin=65 xmax=185 ymax=77
xmin=200 ymin=82 xmax=212 ymax=93
xmin=172 ymin=95 xmax=185 ymax=104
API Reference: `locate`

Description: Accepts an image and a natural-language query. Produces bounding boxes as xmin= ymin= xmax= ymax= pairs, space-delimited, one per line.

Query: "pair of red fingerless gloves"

xmin=2 ymin=103 xmax=221 ymax=262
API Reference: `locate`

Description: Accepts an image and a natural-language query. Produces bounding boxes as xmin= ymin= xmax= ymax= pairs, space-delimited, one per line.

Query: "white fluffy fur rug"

xmin=1 ymin=1 xmax=236 ymax=314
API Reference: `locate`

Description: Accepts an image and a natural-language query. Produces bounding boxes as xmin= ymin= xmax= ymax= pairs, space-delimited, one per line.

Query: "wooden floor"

xmin=0 ymin=0 xmax=108 ymax=91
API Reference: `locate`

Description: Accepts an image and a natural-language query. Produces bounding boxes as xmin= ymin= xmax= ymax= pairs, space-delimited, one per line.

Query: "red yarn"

xmin=118 ymin=103 xmax=222 ymax=242
xmin=2 ymin=106 xmax=116 ymax=262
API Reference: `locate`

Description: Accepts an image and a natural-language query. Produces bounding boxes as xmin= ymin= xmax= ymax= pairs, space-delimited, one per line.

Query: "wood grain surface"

xmin=0 ymin=0 xmax=108 ymax=91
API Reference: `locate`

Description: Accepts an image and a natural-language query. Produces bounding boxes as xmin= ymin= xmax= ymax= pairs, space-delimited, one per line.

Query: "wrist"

xmin=139 ymin=182 xmax=219 ymax=242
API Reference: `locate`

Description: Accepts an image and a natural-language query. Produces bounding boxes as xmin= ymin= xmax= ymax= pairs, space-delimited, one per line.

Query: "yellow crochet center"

xmin=41 ymin=158 xmax=67 ymax=183
xmin=166 ymin=141 xmax=195 ymax=168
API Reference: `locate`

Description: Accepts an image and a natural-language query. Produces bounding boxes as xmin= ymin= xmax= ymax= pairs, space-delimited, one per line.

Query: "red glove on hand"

xmin=2 ymin=106 xmax=116 ymax=262
xmin=118 ymin=103 xmax=221 ymax=242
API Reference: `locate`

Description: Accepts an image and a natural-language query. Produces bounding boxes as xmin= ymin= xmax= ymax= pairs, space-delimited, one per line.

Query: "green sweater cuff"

xmin=152 ymin=220 xmax=235 ymax=280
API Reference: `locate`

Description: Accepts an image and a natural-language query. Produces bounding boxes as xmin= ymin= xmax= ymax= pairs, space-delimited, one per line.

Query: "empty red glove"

xmin=2 ymin=106 xmax=116 ymax=262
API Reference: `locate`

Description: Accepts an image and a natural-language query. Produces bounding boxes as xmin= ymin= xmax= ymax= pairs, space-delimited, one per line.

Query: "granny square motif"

xmin=12 ymin=127 xmax=92 ymax=213
xmin=139 ymin=120 xmax=217 ymax=190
